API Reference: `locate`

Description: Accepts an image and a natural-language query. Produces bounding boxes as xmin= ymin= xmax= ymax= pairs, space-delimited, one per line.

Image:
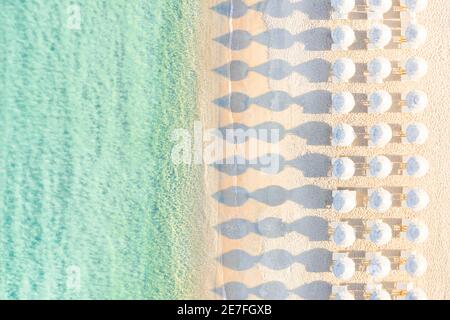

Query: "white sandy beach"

xmin=199 ymin=0 xmax=450 ymax=300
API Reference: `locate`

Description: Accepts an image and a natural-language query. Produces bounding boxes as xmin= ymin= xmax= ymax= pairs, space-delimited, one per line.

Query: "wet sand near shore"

xmin=198 ymin=0 xmax=450 ymax=300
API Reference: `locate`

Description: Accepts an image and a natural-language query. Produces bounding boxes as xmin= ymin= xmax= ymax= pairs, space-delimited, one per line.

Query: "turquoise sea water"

xmin=0 ymin=0 xmax=202 ymax=299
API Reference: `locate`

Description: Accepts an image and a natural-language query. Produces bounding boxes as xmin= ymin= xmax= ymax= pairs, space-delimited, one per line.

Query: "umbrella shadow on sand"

xmin=216 ymin=216 xmax=329 ymax=241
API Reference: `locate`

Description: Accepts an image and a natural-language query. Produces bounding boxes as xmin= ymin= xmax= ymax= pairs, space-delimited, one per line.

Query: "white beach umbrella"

xmin=368 ymin=57 xmax=392 ymax=82
xmin=405 ymin=288 xmax=427 ymax=300
xmin=332 ymin=256 xmax=356 ymax=280
xmin=368 ymin=90 xmax=392 ymax=113
xmin=335 ymin=290 xmax=355 ymax=300
xmin=367 ymin=255 xmax=391 ymax=279
xmin=405 ymin=188 xmax=429 ymax=212
xmin=332 ymin=190 xmax=357 ymax=213
xmin=405 ymin=123 xmax=429 ymax=145
xmin=332 ymin=92 xmax=356 ymax=114
xmin=368 ymin=24 xmax=392 ymax=49
xmin=332 ymin=58 xmax=356 ymax=82
xmin=404 ymin=90 xmax=428 ymax=113
xmin=331 ymin=0 xmax=356 ymax=15
xmin=332 ymin=124 xmax=356 ymax=146
xmin=402 ymin=0 xmax=428 ymax=15
xmin=368 ymin=0 xmax=392 ymax=14
xmin=406 ymin=220 xmax=429 ymax=244
xmin=332 ymin=26 xmax=356 ymax=49
xmin=332 ymin=223 xmax=356 ymax=247
xmin=368 ymin=188 xmax=392 ymax=212
xmin=405 ymin=156 xmax=429 ymax=178
xmin=404 ymin=57 xmax=428 ymax=81
xmin=405 ymin=253 xmax=427 ymax=277
xmin=369 ymin=155 xmax=393 ymax=178
xmin=405 ymin=23 xmax=427 ymax=48
xmin=332 ymin=157 xmax=356 ymax=180
xmin=369 ymin=221 xmax=393 ymax=245
xmin=369 ymin=288 xmax=392 ymax=300
xmin=369 ymin=123 xmax=392 ymax=147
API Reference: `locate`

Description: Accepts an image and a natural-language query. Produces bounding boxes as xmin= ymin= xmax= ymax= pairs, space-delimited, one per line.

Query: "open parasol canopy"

xmin=332 ymin=256 xmax=356 ymax=280
xmin=368 ymin=221 xmax=393 ymax=246
xmin=332 ymin=124 xmax=356 ymax=146
xmin=406 ymin=220 xmax=429 ymax=244
xmin=335 ymin=289 xmax=355 ymax=300
xmin=331 ymin=0 xmax=356 ymax=14
xmin=368 ymin=0 xmax=393 ymax=13
xmin=367 ymin=255 xmax=391 ymax=280
xmin=368 ymin=24 xmax=392 ymax=49
xmin=404 ymin=57 xmax=428 ymax=81
xmin=405 ymin=90 xmax=428 ymax=113
xmin=405 ymin=288 xmax=427 ymax=300
xmin=402 ymin=0 xmax=428 ymax=14
xmin=332 ymin=222 xmax=356 ymax=247
xmin=332 ymin=92 xmax=356 ymax=114
xmin=368 ymin=57 xmax=392 ymax=82
xmin=405 ymin=253 xmax=427 ymax=277
xmin=405 ymin=156 xmax=429 ymax=177
xmin=405 ymin=23 xmax=427 ymax=48
xmin=369 ymin=288 xmax=392 ymax=300
xmin=332 ymin=25 xmax=356 ymax=49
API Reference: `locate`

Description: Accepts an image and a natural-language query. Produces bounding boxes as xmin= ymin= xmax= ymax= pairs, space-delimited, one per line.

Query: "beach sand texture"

xmin=199 ymin=0 xmax=450 ymax=299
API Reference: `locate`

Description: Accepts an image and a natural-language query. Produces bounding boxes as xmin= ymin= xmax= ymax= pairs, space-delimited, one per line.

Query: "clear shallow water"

xmin=0 ymin=0 xmax=202 ymax=299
